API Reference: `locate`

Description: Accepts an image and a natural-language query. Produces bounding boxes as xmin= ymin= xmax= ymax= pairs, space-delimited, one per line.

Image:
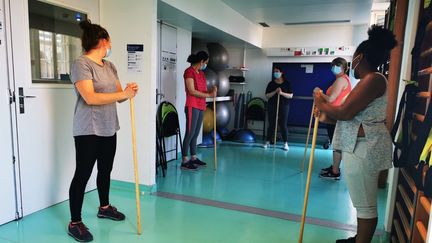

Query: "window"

xmin=28 ymin=0 xmax=87 ymax=84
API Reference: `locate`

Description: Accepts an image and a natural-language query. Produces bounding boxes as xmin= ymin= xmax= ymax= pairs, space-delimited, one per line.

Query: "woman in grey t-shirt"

xmin=68 ymin=19 xmax=138 ymax=242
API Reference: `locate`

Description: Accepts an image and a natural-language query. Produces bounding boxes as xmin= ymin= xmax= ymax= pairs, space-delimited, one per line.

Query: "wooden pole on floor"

xmin=298 ymin=115 xmax=319 ymax=243
xmin=213 ymin=97 xmax=218 ymax=170
xmin=130 ymin=98 xmax=142 ymax=235
xmin=300 ymin=102 xmax=315 ymax=172
xmin=273 ymin=93 xmax=280 ymax=149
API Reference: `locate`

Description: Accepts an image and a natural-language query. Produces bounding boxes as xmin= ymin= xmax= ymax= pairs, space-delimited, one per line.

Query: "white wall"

xmin=100 ymin=0 xmax=157 ymax=186
xmin=175 ymin=27 xmax=193 ymax=152
xmin=262 ymin=24 xmax=367 ymax=48
xmin=161 ymin=0 xmax=263 ymax=47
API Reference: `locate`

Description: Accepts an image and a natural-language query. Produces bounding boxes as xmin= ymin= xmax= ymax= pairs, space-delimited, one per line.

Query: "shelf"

xmin=398 ymin=185 xmax=414 ymax=216
xmin=417 ymin=92 xmax=431 ymax=98
xmin=415 ymin=221 xmax=428 ymax=242
xmin=401 ymin=168 xmax=418 ymax=194
xmin=394 ymin=219 xmax=407 ymax=243
xmin=205 ymin=96 xmax=232 ymax=102
xmin=396 ymin=202 xmax=411 ymax=239
xmin=229 ymin=82 xmax=246 ymax=85
xmin=414 ymin=113 xmax=425 ymax=122
xmin=426 ymin=21 xmax=432 ymax=32
xmin=420 ymin=196 xmax=431 ymax=213
xmin=420 ymin=47 xmax=432 ymax=58
xmin=418 ymin=67 xmax=432 ymax=76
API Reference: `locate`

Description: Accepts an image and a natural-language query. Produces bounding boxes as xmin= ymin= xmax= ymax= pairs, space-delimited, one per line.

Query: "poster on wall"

xmin=127 ymin=44 xmax=144 ymax=73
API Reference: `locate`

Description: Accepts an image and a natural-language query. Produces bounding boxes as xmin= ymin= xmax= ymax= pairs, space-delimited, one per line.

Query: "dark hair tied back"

xmin=367 ymin=25 xmax=397 ymax=51
xmin=79 ymin=19 xmax=109 ymax=52
xmin=187 ymin=51 xmax=209 ymax=64
xmin=355 ymin=25 xmax=397 ymax=69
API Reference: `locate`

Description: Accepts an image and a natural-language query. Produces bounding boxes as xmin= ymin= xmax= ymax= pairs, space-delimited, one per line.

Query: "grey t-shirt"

xmin=70 ymin=56 xmax=120 ymax=137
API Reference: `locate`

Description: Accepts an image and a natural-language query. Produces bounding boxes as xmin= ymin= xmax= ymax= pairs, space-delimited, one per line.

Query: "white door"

xmin=7 ymin=0 xmax=99 ymax=216
xmin=157 ymin=22 xmax=177 ymax=161
xmin=0 ymin=0 xmax=19 ymax=225
xmin=160 ymin=23 xmax=177 ymax=104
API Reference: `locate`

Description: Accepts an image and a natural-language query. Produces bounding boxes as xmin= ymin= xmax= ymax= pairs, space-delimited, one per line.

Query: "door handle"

xmin=18 ymin=87 xmax=36 ymax=114
xmin=18 ymin=95 xmax=36 ymax=99
xmin=156 ymin=89 xmax=165 ymax=104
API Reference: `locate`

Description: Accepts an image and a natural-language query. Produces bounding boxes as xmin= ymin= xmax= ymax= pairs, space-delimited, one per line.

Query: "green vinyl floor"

xmin=0 ymin=141 xmax=390 ymax=243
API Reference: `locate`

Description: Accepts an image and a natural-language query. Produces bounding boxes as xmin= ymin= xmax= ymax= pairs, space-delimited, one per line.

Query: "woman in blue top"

xmin=314 ymin=25 xmax=396 ymax=243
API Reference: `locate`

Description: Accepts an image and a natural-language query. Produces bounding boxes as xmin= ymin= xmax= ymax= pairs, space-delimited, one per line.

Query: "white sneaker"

xmin=263 ymin=141 xmax=270 ymax=149
xmin=283 ymin=142 xmax=289 ymax=151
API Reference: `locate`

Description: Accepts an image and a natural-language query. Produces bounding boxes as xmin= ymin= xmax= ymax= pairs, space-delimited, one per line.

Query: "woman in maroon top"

xmin=182 ymin=51 xmax=217 ymax=170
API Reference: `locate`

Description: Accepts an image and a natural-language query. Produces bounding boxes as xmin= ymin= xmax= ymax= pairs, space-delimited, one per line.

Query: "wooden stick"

xmin=300 ymin=102 xmax=315 ymax=172
xmin=130 ymin=98 xmax=142 ymax=235
xmin=213 ymin=98 xmax=218 ymax=170
xmin=298 ymin=116 xmax=319 ymax=243
xmin=273 ymin=93 xmax=280 ymax=148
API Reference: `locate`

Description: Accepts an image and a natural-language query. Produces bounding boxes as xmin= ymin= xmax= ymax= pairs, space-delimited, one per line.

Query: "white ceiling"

xmin=157 ymin=0 xmax=388 ymax=48
xmin=220 ymin=0 xmax=373 ymax=27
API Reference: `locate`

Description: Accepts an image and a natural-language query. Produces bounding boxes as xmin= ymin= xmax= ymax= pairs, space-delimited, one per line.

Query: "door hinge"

xmin=9 ymin=89 xmax=15 ymax=104
xmin=12 ymin=155 xmax=16 ymax=165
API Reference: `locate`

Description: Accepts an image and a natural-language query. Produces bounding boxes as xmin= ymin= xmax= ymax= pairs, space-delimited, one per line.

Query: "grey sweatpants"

xmin=182 ymin=107 xmax=204 ymax=157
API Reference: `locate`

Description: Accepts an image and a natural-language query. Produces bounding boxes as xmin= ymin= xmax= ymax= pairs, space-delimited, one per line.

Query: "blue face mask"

xmin=273 ymin=72 xmax=282 ymax=79
xmin=331 ymin=66 xmax=342 ymax=75
xmin=200 ymin=63 xmax=207 ymax=70
xmin=105 ymin=48 xmax=111 ymax=58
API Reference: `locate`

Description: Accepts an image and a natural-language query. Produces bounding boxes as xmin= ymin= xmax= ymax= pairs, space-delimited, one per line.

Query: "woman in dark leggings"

xmin=264 ymin=67 xmax=293 ymax=151
xmin=181 ymin=51 xmax=217 ymax=170
xmin=68 ymin=19 xmax=138 ymax=242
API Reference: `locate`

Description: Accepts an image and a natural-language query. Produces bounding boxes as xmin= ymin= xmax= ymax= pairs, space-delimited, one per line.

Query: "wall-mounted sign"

xmin=127 ymin=44 xmax=144 ymax=73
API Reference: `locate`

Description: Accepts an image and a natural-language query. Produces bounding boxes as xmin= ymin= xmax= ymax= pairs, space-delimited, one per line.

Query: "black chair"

xmin=156 ymin=102 xmax=183 ymax=176
xmin=244 ymin=97 xmax=267 ymax=139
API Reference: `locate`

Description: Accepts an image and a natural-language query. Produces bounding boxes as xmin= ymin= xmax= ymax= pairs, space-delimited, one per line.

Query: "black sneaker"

xmin=335 ymin=235 xmax=356 ymax=243
xmin=97 ymin=205 xmax=125 ymax=221
xmin=319 ymin=170 xmax=341 ymax=180
xmin=321 ymin=165 xmax=333 ymax=173
xmin=180 ymin=161 xmax=198 ymax=171
xmin=191 ymin=158 xmax=207 ymax=167
xmin=68 ymin=222 xmax=93 ymax=242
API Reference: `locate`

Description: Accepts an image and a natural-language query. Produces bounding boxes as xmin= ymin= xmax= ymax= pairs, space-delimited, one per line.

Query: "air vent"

xmin=259 ymin=22 xmax=270 ymax=27
xmin=284 ymin=20 xmax=351 ymax=26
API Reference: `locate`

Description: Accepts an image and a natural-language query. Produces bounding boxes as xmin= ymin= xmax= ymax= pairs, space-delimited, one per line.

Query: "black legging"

xmin=267 ymin=104 xmax=290 ymax=143
xmin=69 ymin=134 xmax=116 ymax=222
xmin=327 ymin=124 xmax=336 ymax=142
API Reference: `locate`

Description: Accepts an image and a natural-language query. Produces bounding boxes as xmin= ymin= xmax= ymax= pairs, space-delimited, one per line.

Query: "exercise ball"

xmin=233 ymin=129 xmax=256 ymax=143
xmin=204 ymin=68 xmax=218 ymax=91
xmin=217 ymin=70 xmax=230 ymax=97
xmin=210 ymin=129 xmax=222 ymax=141
xmin=215 ymin=103 xmax=230 ymax=128
xmin=207 ymin=43 xmax=229 ymax=72
xmin=218 ymin=127 xmax=230 ymax=138
xmin=201 ymin=133 xmax=214 ymax=147
xmin=202 ymin=108 xmax=214 ymax=133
